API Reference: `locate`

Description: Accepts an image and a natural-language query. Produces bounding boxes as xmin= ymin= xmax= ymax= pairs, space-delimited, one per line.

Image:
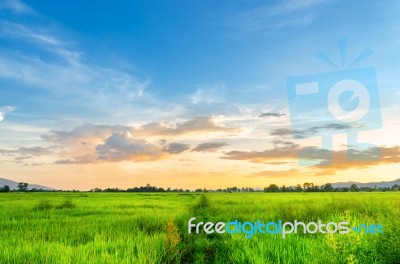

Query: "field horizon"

xmin=1 ymin=192 xmax=399 ymax=263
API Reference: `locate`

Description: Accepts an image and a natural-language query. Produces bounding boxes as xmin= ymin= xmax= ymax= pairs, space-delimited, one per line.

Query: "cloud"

xmin=259 ymin=112 xmax=286 ymax=118
xmin=192 ymin=142 xmax=228 ymax=152
xmin=270 ymin=128 xmax=295 ymax=137
xmin=162 ymin=143 xmax=191 ymax=154
xmin=272 ymin=140 xmax=299 ymax=149
xmin=139 ymin=116 xmax=231 ymax=136
xmin=53 ymin=132 xmax=168 ymax=164
xmin=223 ymin=143 xmax=400 ymax=176
xmin=302 ymin=123 xmax=360 ymax=137
xmin=0 ymin=106 xmax=16 ymax=122
xmin=18 ymin=146 xmax=54 ymax=156
xmin=165 ymin=116 xmax=241 ymax=135
xmin=190 ymin=85 xmax=224 ymax=104
xmin=0 ymin=0 xmax=34 ymax=14
xmin=54 ymin=155 xmax=94 ymax=165
xmin=222 ymin=144 xmax=298 ymax=163
xmin=228 ymin=0 xmax=330 ymax=32
xmin=0 ymin=21 xmax=148 ymax=121
xmin=42 ymin=124 xmax=131 ymax=144
xmin=0 ymin=146 xmax=54 ymax=156
xmin=270 ymin=123 xmax=359 ymax=139
xmin=96 ymin=133 xmax=166 ymax=162
xmin=311 ymin=145 xmax=400 ymax=175
xmin=0 ymin=145 xmax=56 ymax=165
xmin=43 ymin=116 xmax=242 ymax=144
xmin=40 ymin=117 xmax=242 ymax=165
xmin=0 ymin=22 xmax=62 ymax=46
xmin=271 ymin=0 xmax=328 ymax=15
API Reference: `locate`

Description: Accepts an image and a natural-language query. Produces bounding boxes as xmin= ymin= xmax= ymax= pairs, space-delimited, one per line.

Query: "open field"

xmin=0 ymin=192 xmax=399 ymax=263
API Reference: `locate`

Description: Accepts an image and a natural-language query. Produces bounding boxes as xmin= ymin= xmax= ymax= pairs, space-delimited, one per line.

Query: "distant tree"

xmin=323 ymin=183 xmax=334 ymax=192
xmin=195 ymin=188 xmax=203 ymax=192
xmin=126 ymin=184 xmax=165 ymax=192
xmin=0 ymin=185 xmax=10 ymax=193
xmin=264 ymin=184 xmax=280 ymax=192
xmin=280 ymin=185 xmax=287 ymax=192
xmin=350 ymin=184 xmax=359 ymax=192
xmin=103 ymin=188 xmax=120 ymax=192
xmin=17 ymin=182 xmax=28 ymax=192
xmin=227 ymin=187 xmax=239 ymax=192
xmin=360 ymin=186 xmax=373 ymax=192
xmin=303 ymin=182 xmax=315 ymax=192
xmin=295 ymin=184 xmax=303 ymax=192
xmin=286 ymin=186 xmax=295 ymax=192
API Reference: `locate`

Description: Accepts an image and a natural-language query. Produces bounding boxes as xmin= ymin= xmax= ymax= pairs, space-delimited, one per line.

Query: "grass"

xmin=0 ymin=192 xmax=399 ymax=263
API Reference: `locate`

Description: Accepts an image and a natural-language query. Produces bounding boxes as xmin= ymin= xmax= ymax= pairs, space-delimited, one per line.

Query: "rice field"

xmin=0 ymin=192 xmax=399 ymax=263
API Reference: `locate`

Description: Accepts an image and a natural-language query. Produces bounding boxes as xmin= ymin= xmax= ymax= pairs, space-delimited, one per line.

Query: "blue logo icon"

xmin=287 ymin=38 xmax=382 ymax=166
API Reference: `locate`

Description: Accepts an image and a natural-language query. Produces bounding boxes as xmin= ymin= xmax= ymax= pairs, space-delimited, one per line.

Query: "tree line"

xmin=90 ymin=183 xmax=400 ymax=193
xmin=263 ymin=182 xmax=400 ymax=192
xmin=0 ymin=182 xmax=30 ymax=192
xmin=1 ymin=182 xmax=399 ymax=193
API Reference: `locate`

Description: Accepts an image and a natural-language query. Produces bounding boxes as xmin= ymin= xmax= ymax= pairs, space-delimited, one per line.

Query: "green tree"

xmin=323 ymin=183 xmax=334 ymax=192
xmin=303 ymin=182 xmax=314 ymax=192
xmin=350 ymin=184 xmax=359 ymax=192
xmin=264 ymin=184 xmax=280 ymax=192
xmin=17 ymin=182 xmax=28 ymax=192
xmin=0 ymin=185 xmax=10 ymax=192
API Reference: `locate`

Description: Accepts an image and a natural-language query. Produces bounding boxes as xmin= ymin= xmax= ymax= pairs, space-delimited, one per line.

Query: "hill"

xmin=332 ymin=178 xmax=400 ymax=188
xmin=0 ymin=178 xmax=54 ymax=190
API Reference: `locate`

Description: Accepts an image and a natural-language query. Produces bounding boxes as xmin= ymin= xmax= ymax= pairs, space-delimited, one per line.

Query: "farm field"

xmin=0 ymin=192 xmax=399 ymax=264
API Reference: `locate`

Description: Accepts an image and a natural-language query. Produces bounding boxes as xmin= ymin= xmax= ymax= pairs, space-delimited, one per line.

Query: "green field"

xmin=0 ymin=192 xmax=399 ymax=264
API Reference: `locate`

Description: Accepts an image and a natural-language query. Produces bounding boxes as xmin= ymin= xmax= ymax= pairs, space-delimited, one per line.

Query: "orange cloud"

xmin=222 ymin=144 xmax=400 ymax=176
xmin=38 ymin=116 xmax=242 ymax=165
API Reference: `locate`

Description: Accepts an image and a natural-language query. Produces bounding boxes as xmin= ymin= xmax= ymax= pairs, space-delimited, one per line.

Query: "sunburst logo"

xmin=286 ymin=38 xmax=382 ymax=166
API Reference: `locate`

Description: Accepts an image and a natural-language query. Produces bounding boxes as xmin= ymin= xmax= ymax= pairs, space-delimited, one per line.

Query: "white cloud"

xmin=42 ymin=116 xmax=243 ymax=144
xmin=0 ymin=106 xmax=16 ymax=122
xmin=190 ymin=85 xmax=225 ymax=104
xmin=227 ymin=0 xmax=330 ymax=32
xmin=0 ymin=0 xmax=34 ymax=14
xmin=0 ymin=22 xmax=61 ymax=46
xmin=0 ymin=21 xmax=149 ymax=120
xmin=96 ymin=133 xmax=166 ymax=162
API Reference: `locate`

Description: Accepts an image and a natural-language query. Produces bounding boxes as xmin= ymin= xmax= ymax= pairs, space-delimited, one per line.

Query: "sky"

xmin=0 ymin=0 xmax=399 ymax=190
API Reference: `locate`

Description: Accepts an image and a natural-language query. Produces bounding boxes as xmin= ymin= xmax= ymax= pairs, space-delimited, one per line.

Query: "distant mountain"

xmin=0 ymin=178 xmax=55 ymax=190
xmin=332 ymin=178 xmax=400 ymax=188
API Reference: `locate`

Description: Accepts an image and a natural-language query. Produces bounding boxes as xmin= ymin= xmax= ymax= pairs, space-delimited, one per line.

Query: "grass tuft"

xmin=34 ymin=200 xmax=53 ymax=211
xmin=56 ymin=200 xmax=76 ymax=209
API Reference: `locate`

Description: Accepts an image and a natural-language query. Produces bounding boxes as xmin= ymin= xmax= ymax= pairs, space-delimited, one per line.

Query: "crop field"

xmin=0 ymin=192 xmax=399 ymax=264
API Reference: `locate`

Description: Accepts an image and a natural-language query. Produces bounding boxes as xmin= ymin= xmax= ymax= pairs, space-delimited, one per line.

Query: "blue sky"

xmin=0 ymin=0 xmax=399 ymax=189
